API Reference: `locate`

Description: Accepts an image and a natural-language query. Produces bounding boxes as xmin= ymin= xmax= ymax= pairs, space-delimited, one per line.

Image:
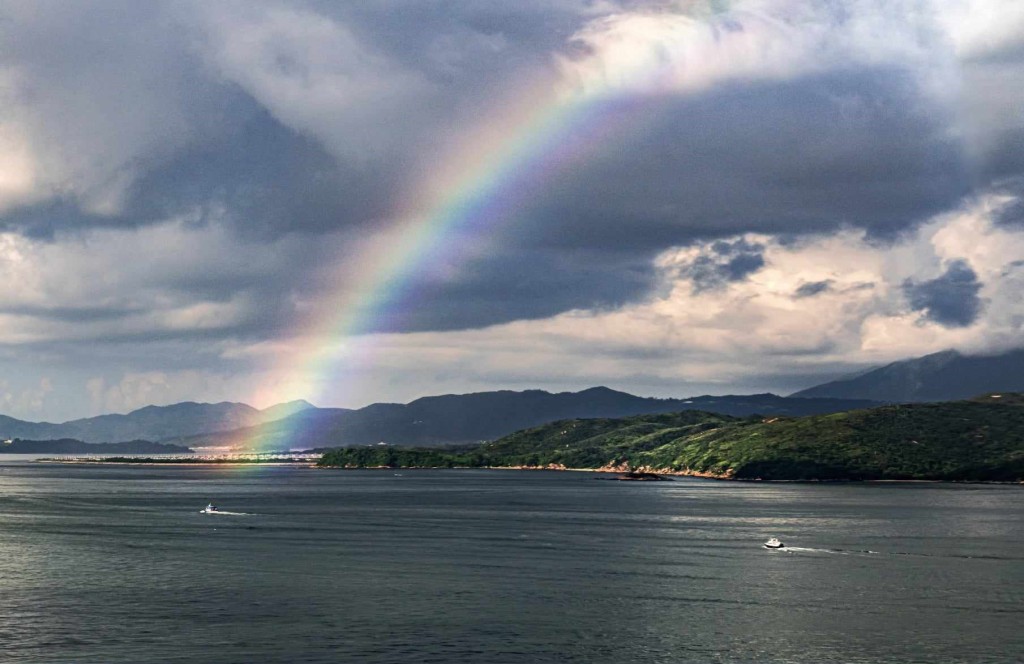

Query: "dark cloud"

xmin=997 ymin=196 xmax=1024 ymax=227
xmin=721 ymin=252 xmax=767 ymax=281
xmin=522 ymin=69 xmax=970 ymax=253
xmin=0 ymin=200 xmax=90 ymax=241
xmin=983 ymin=127 xmax=1024 ymax=181
xmin=677 ymin=238 xmax=766 ymax=293
xmin=0 ymin=92 xmax=406 ymax=239
xmin=8 ymin=60 xmax=970 ymax=334
xmin=903 ymin=260 xmax=983 ymax=327
xmin=991 ymin=177 xmax=1024 ymax=228
xmin=124 ymin=100 xmax=404 ymax=239
xmin=794 ymin=280 xmax=834 ymax=298
xmin=377 ymin=248 xmax=657 ymax=332
xmin=0 ymin=0 xmax=1018 ymax=345
xmin=389 ymin=68 xmax=973 ymax=328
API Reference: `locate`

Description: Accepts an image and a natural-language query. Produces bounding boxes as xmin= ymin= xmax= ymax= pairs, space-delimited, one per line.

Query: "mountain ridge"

xmin=0 ymin=400 xmax=316 ymax=444
xmin=0 ymin=438 xmax=193 ymax=454
xmin=176 ymin=388 xmax=882 ymax=450
xmin=20 ymin=353 xmax=1024 ymax=449
xmin=792 ymin=349 xmax=1024 ymax=402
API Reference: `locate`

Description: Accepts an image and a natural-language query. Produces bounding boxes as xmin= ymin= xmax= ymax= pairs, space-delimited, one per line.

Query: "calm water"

xmin=1 ymin=460 xmax=1022 ymax=663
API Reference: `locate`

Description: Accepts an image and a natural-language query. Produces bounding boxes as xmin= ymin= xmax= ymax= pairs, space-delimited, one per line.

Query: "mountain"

xmin=0 ymin=388 xmax=881 ymax=450
xmin=181 ymin=387 xmax=881 ymax=450
xmin=792 ymin=349 xmax=1024 ymax=402
xmin=0 ymin=400 xmax=315 ymax=444
xmin=319 ymin=394 xmax=1024 ymax=482
xmin=258 ymin=400 xmax=316 ymax=422
xmin=0 ymin=439 xmax=193 ymax=454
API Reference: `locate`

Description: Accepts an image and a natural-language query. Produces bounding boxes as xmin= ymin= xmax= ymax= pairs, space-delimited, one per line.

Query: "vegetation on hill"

xmin=318 ymin=395 xmax=1024 ymax=481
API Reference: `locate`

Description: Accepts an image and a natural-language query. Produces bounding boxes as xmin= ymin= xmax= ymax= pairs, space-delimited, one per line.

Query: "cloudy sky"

xmin=2 ymin=0 xmax=1024 ymax=420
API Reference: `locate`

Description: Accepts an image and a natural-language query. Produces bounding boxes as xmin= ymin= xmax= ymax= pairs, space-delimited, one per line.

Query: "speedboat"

xmin=763 ymin=537 xmax=784 ymax=549
xmin=200 ymin=503 xmax=219 ymax=514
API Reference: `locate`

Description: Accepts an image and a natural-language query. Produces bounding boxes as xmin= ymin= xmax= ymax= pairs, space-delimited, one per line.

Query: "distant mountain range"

xmin=6 ymin=346 xmax=1023 ymax=450
xmin=177 ymin=388 xmax=881 ymax=450
xmin=0 ymin=439 xmax=192 ymax=454
xmin=0 ymin=400 xmax=314 ymax=444
xmin=5 ymin=389 xmax=878 ymax=450
xmin=793 ymin=349 xmax=1024 ymax=403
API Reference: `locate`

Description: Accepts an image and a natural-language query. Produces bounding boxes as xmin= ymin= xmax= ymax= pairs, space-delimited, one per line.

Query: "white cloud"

xmin=0 ymin=94 xmax=38 ymax=213
xmin=0 ymin=377 xmax=53 ymax=416
xmin=555 ymin=0 xmax=950 ymax=100
xmin=192 ymin=0 xmax=434 ymax=160
xmin=0 ymin=2 xmax=209 ymax=216
xmin=937 ymin=0 xmax=1024 ymax=61
xmin=86 ymin=370 xmax=255 ymax=415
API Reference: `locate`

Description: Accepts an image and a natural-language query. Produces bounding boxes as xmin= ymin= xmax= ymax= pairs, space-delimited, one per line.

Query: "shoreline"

xmin=33 ymin=457 xmax=1023 ymax=484
xmin=38 ymin=456 xmax=319 ymax=467
xmin=313 ymin=463 xmax=1023 ymax=485
xmin=47 ymin=461 xmax=320 ymax=467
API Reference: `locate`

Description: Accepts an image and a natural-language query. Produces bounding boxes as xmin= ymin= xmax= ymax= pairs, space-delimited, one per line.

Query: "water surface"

xmin=1 ymin=461 xmax=1021 ymax=663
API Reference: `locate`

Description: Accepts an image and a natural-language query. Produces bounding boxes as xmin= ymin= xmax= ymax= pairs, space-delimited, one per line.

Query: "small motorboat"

xmin=200 ymin=503 xmax=219 ymax=514
xmin=763 ymin=537 xmax=784 ymax=549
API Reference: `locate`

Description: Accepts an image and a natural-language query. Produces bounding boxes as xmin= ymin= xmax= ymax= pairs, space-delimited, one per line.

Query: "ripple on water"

xmin=1 ymin=464 xmax=1022 ymax=663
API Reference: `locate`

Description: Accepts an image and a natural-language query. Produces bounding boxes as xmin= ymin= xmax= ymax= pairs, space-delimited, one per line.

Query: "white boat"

xmin=200 ymin=503 xmax=219 ymax=514
xmin=763 ymin=537 xmax=784 ymax=549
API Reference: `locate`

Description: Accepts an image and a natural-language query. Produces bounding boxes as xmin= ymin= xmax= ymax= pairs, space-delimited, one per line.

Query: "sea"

xmin=1 ymin=456 xmax=1022 ymax=663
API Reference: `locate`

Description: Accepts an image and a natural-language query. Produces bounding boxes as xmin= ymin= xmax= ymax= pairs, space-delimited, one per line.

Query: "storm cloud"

xmin=904 ymin=260 xmax=984 ymax=327
xmin=0 ymin=0 xmax=1023 ymax=418
xmin=677 ymin=238 xmax=766 ymax=293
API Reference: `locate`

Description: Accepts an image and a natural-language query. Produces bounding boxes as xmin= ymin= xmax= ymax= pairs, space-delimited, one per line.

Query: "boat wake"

xmin=198 ymin=504 xmax=251 ymax=516
xmin=782 ymin=546 xmax=879 ymax=556
xmin=781 ymin=546 xmax=1019 ymax=561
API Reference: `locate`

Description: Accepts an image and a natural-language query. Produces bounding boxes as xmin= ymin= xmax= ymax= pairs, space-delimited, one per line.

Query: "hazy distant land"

xmin=2 ymin=439 xmax=192 ymax=455
xmin=73 ymin=454 xmax=319 ymax=465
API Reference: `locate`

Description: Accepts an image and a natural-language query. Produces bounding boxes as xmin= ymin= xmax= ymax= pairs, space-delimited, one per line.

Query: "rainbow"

xmin=238 ymin=6 xmax=791 ymax=450
xmin=247 ymin=83 xmax=619 ymax=421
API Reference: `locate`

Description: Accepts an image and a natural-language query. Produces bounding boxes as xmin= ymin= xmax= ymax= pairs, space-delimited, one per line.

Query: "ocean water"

xmin=1 ymin=460 xmax=1022 ymax=663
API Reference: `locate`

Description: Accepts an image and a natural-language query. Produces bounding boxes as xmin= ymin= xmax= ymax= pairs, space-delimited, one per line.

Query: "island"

xmin=317 ymin=394 xmax=1024 ymax=482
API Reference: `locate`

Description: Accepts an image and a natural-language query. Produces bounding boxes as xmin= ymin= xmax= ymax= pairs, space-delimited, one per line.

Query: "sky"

xmin=1 ymin=0 xmax=1024 ymax=421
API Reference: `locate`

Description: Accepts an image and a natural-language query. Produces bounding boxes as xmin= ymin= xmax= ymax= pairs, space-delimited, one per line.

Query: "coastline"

xmin=41 ymin=460 xmax=320 ymax=467
xmin=313 ymin=462 xmax=1024 ymax=485
xmin=38 ymin=455 xmax=320 ymax=467
xmin=33 ymin=457 xmax=1023 ymax=484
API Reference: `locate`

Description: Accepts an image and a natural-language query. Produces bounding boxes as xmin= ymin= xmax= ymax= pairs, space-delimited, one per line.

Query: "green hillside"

xmin=318 ymin=395 xmax=1024 ymax=481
